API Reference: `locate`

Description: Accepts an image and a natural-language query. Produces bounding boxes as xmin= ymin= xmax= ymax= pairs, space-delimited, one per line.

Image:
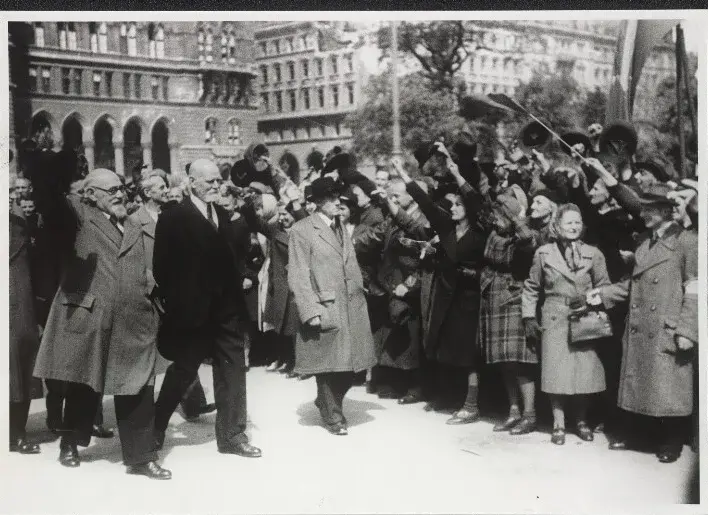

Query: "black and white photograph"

xmin=2 ymin=11 xmax=705 ymax=513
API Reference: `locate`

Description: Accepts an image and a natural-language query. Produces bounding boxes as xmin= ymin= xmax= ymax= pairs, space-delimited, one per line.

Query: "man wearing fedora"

xmin=588 ymin=183 xmax=698 ymax=463
xmin=288 ymin=177 xmax=376 ymax=436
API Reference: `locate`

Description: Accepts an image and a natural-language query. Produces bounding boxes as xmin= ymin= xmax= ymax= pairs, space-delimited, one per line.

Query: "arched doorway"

xmin=151 ymin=120 xmax=171 ymax=172
xmin=123 ymin=118 xmax=143 ymax=180
xmin=62 ymin=115 xmax=84 ymax=154
xmin=93 ymin=117 xmax=115 ymax=170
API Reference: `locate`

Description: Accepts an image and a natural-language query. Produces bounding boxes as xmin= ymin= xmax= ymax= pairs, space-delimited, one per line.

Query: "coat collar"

xmin=119 ymin=206 xmax=155 ymax=256
xmin=633 ymin=223 xmax=680 ymax=277
xmin=311 ymin=212 xmax=344 ymax=256
xmin=542 ymin=241 xmax=594 ymax=283
xmin=87 ymin=206 xmax=123 ymax=249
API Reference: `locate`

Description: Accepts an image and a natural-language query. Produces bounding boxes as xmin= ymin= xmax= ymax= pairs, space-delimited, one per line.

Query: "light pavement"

xmin=1 ymin=366 xmax=697 ymax=513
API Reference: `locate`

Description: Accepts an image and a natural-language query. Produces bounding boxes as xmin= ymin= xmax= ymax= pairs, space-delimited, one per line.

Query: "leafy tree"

xmin=582 ymin=87 xmax=607 ymax=127
xmin=513 ymin=72 xmax=584 ymax=134
xmin=345 ymin=71 xmax=466 ymax=164
xmin=653 ymin=73 xmax=698 ymax=136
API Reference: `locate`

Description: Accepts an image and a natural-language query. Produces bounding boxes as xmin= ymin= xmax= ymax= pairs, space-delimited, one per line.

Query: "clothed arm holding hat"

xmin=287 ymin=223 xmax=323 ymax=326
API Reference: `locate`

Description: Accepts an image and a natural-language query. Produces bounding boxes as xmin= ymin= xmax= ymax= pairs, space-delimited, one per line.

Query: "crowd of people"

xmin=8 ymin=114 xmax=699 ymax=482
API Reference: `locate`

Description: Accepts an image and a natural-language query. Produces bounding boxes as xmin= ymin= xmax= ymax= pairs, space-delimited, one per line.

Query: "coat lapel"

xmin=119 ymin=206 xmax=155 ymax=257
xmin=312 ymin=213 xmax=343 ymax=256
xmin=632 ymin=225 xmax=679 ymax=277
xmin=88 ymin=206 xmax=123 ymax=249
xmin=544 ymin=242 xmax=576 ymax=283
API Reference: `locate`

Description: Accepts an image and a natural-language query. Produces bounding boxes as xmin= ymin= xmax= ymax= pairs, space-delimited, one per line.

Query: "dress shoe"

xmin=446 ymin=409 xmax=480 ymax=425
xmin=576 ymin=421 xmax=594 ymax=442
xmin=265 ymin=361 xmax=280 ymax=372
xmin=59 ymin=442 xmax=80 ymax=467
xmin=509 ymin=417 xmax=537 ymax=435
xmin=277 ymin=362 xmax=289 ymax=373
xmin=218 ymin=442 xmax=262 ymax=458
xmin=298 ymin=374 xmax=313 ymax=381
xmin=656 ymin=448 xmax=681 ymax=464
xmin=398 ymin=392 xmax=423 ymax=405
xmin=127 ymin=461 xmax=172 ymax=480
xmin=286 ymin=371 xmax=299 ymax=379
xmin=608 ymin=440 xmax=627 ymax=451
xmin=10 ymin=438 xmax=40 ymax=454
xmin=365 ymin=381 xmax=377 ymax=394
xmin=325 ymin=424 xmax=348 ymax=436
xmin=91 ymin=424 xmax=114 ymax=438
xmin=493 ymin=416 xmax=521 ymax=432
xmin=199 ymin=403 xmax=217 ymax=415
xmin=594 ymin=422 xmax=605 ymax=434
xmin=377 ymin=388 xmax=399 ymax=400
xmin=551 ymin=428 xmax=566 ymax=445
xmin=154 ymin=430 xmax=166 ymax=451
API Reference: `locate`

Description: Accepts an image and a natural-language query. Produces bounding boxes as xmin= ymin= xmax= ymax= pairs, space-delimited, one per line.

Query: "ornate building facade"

xmin=9 ymin=21 xmax=259 ymax=179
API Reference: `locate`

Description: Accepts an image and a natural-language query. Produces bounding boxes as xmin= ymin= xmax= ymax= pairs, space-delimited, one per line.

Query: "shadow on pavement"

xmin=296 ymin=398 xmax=386 ymax=429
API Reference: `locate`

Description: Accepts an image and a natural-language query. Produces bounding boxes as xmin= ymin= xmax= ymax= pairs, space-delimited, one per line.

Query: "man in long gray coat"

xmin=288 ymin=177 xmax=376 ymax=436
xmin=33 ymin=168 xmax=171 ymax=479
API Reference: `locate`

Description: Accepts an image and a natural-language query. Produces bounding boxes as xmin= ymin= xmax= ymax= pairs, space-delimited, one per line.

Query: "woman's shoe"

xmin=446 ymin=409 xmax=480 ymax=425
xmin=509 ymin=417 xmax=537 ymax=435
xmin=493 ymin=416 xmax=521 ymax=432
xmin=551 ymin=428 xmax=566 ymax=445
xmin=265 ymin=361 xmax=280 ymax=372
xmin=577 ymin=421 xmax=594 ymax=442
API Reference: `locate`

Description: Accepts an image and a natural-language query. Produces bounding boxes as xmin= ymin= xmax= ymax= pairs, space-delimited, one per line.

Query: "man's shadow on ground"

xmin=296 ymin=398 xmax=385 ymax=429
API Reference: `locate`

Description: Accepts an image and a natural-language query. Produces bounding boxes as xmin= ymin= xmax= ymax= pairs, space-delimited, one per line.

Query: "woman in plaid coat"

xmin=479 ymin=185 xmax=539 ymax=435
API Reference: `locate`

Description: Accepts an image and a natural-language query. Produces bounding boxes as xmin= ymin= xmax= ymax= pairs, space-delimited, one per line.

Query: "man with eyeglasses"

xmin=152 ymin=159 xmax=261 ymax=458
xmin=33 ymin=168 xmax=171 ymax=479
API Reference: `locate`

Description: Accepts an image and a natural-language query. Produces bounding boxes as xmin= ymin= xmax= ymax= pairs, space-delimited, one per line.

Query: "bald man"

xmin=33 ymin=168 xmax=171 ymax=479
xmin=152 ymin=159 xmax=261 ymax=458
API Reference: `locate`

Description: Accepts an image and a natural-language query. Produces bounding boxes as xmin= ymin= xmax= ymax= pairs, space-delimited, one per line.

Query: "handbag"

xmin=569 ymin=308 xmax=613 ymax=344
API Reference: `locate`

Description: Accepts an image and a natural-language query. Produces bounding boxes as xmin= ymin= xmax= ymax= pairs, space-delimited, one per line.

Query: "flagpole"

xmin=678 ymin=26 xmax=697 ymax=137
xmin=675 ymin=23 xmax=685 ymax=179
xmin=391 ymin=21 xmax=402 ymax=160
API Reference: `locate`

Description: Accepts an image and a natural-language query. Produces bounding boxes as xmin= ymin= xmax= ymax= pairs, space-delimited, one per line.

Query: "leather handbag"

xmin=569 ymin=309 xmax=613 ymax=344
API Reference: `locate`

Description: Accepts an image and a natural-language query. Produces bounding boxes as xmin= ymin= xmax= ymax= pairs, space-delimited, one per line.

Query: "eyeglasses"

xmin=203 ymin=178 xmax=223 ymax=186
xmin=93 ymin=185 xmax=126 ymax=196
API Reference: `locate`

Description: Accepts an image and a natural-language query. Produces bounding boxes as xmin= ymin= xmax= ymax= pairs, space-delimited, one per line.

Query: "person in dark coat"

xmin=392 ymin=149 xmax=488 ymax=426
xmin=32 ymin=168 xmax=170 ymax=479
xmin=153 ymin=159 xmax=261 ymax=459
xmin=288 ymin=177 xmax=376 ymax=436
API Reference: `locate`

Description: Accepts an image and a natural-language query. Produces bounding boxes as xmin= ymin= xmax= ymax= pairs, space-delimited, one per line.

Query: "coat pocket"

xmin=317 ymin=290 xmax=339 ymax=332
xmin=59 ymin=292 xmax=96 ymax=334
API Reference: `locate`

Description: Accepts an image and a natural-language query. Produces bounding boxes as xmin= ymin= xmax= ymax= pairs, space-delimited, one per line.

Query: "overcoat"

xmin=288 ymin=213 xmax=376 ymax=375
xmin=522 ymin=242 xmax=610 ymax=395
xmin=10 ymin=212 xmax=40 ymax=402
xmin=103 ymin=206 xmax=159 ymax=395
xmin=600 ymin=224 xmax=698 ymax=417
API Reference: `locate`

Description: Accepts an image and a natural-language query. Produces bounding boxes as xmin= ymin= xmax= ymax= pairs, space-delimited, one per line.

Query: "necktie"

xmin=333 ymin=216 xmax=344 ymax=247
xmin=206 ymin=203 xmax=218 ymax=231
xmin=649 ymin=232 xmax=659 ymax=248
xmin=109 ymin=215 xmax=123 ymax=235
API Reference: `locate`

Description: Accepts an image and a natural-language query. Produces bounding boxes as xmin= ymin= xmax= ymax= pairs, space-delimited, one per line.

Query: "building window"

xmin=29 ymin=67 xmax=38 ymax=92
xmin=33 ymin=22 xmax=45 ymax=47
xmin=335 ymin=122 xmax=341 ymax=136
xmin=288 ymin=89 xmax=296 ymax=111
xmin=89 ymin=23 xmax=98 ymax=52
xmin=305 ymin=125 xmax=311 ymax=139
xmin=316 ymin=58 xmax=323 ymax=76
xmin=345 ymin=53 xmax=353 ymax=73
xmin=258 ymin=41 xmax=267 ymax=57
xmin=261 ymin=65 xmax=269 ymax=84
xmin=161 ymin=76 xmax=168 ymax=101
xmin=106 ymin=71 xmax=113 ymax=97
xmin=299 ymin=35 xmax=307 ymax=50
xmin=93 ymin=71 xmax=102 ymax=96
xmin=156 ymin=25 xmax=165 ymax=58
xmin=228 ymin=120 xmax=241 ymax=145
xmin=151 ymin=76 xmax=160 ymax=100
xmin=261 ymin=93 xmax=269 ymax=112
xmin=198 ymin=27 xmax=205 ymax=62
xmin=285 ymin=37 xmax=294 ymax=53
xmin=273 ymin=39 xmax=280 ymax=54
xmin=319 ymin=125 xmax=326 ymax=138
xmin=331 ymin=85 xmax=339 ymax=107
xmin=274 ymin=63 xmax=281 ymax=83
xmin=42 ymin=68 xmax=51 ymax=92
xmin=120 ymin=23 xmax=128 ymax=53
xmin=123 ymin=73 xmax=131 ymax=98
xmin=72 ymin=68 xmax=82 ymax=94
xmin=330 ymin=55 xmax=338 ymax=74
xmin=134 ymin=73 xmax=142 ymax=99
xmin=302 ymin=59 xmax=309 ymax=77
xmin=221 ymin=31 xmax=228 ymax=62
xmin=67 ymin=23 xmax=77 ymax=50
xmin=128 ymin=23 xmax=137 ymax=56
xmin=58 ymin=22 xmax=67 ymax=49
xmin=205 ymin=118 xmax=217 ymax=144
xmin=205 ymin=29 xmax=213 ymax=62
xmin=303 ymin=88 xmax=311 ymax=109
xmin=62 ymin=68 xmax=71 ymax=94
xmin=317 ymin=86 xmax=324 ymax=108
xmin=347 ymin=83 xmax=355 ymax=104
xmin=228 ymin=33 xmax=236 ymax=64
xmin=99 ymin=23 xmax=108 ymax=53
xmin=148 ymin=23 xmax=157 ymax=58
xmin=275 ymin=91 xmax=283 ymax=112
xmin=287 ymin=61 xmax=295 ymax=81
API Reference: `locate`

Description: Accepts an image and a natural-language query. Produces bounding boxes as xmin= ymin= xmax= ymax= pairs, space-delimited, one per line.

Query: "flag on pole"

xmin=606 ymin=19 xmax=676 ymax=123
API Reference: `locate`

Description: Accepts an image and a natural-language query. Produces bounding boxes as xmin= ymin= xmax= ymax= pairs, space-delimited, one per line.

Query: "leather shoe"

xmin=365 ymin=381 xmax=377 ymax=394
xmin=199 ymin=403 xmax=216 ymax=415
xmin=10 ymin=438 xmax=40 ymax=454
xmin=298 ymin=374 xmax=313 ymax=381
xmin=59 ymin=442 xmax=80 ymax=467
xmin=446 ymin=409 xmax=480 ymax=425
xmin=608 ymin=440 xmax=627 ymax=451
xmin=576 ymin=421 xmax=594 ymax=442
xmin=377 ymin=389 xmax=399 ymax=400
xmin=218 ymin=442 xmax=262 ymax=458
xmin=154 ymin=430 xmax=166 ymax=451
xmin=127 ymin=461 xmax=172 ymax=480
xmin=493 ymin=416 xmax=521 ymax=432
xmin=325 ymin=424 xmax=348 ymax=436
xmin=551 ymin=428 xmax=566 ymax=445
xmin=509 ymin=417 xmax=537 ymax=435
xmin=397 ymin=392 xmax=423 ymax=405
xmin=91 ymin=425 xmax=114 ymax=438
xmin=286 ymin=371 xmax=299 ymax=379
xmin=657 ymin=448 xmax=681 ymax=464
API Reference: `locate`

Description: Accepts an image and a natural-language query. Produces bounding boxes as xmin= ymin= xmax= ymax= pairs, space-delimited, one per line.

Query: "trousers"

xmin=315 ymin=372 xmax=355 ymax=428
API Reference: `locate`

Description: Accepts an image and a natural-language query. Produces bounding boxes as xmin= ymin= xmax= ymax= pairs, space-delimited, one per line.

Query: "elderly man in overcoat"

xmin=589 ymin=186 xmax=698 ymax=463
xmin=288 ymin=177 xmax=376 ymax=436
xmin=32 ymin=168 xmax=170 ymax=479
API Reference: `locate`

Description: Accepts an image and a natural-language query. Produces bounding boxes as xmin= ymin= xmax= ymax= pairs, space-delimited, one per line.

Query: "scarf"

xmin=557 ymin=240 xmax=583 ymax=272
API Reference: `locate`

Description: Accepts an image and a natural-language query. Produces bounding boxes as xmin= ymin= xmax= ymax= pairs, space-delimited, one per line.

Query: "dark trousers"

xmin=9 ymin=401 xmax=31 ymax=441
xmin=45 ymin=378 xmax=103 ymax=430
xmin=180 ymin=375 xmax=207 ymax=418
xmin=616 ymin=410 xmax=687 ymax=452
xmin=263 ymin=331 xmax=295 ymax=366
xmin=155 ymin=323 xmax=248 ymax=448
xmin=60 ymin=382 xmax=158 ymax=466
xmin=315 ymin=372 xmax=355 ymax=428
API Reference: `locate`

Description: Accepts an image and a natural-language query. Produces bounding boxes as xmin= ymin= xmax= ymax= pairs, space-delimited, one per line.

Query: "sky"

xmin=681 ymin=19 xmax=705 ymax=53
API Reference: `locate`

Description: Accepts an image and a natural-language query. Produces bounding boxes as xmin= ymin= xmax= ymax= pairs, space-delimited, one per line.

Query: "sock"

xmin=508 ymin=405 xmax=521 ymax=420
xmin=462 ymin=384 xmax=479 ymax=414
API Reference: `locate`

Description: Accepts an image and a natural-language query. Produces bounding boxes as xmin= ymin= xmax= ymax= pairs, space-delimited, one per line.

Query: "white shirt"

xmin=145 ymin=204 xmax=160 ymax=223
xmin=102 ymin=211 xmax=124 ymax=234
xmin=317 ymin=211 xmax=335 ymax=228
xmin=191 ymin=194 xmax=219 ymax=229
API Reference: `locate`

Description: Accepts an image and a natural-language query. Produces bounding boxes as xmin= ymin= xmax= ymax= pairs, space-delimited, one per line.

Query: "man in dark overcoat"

xmin=288 ymin=177 xmax=376 ymax=435
xmin=33 ymin=168 xmax=170 ymax=479
xmin=152 ymin=158 xmax=261 ymax=458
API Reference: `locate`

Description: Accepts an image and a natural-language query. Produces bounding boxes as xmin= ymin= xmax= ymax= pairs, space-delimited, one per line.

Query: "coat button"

xmin=649 ymin=333 xmax=655 ymax=339
xmin=653 ymin=278 xmax=659 ymax=284
xmin=650 ymin=305 xmax=656 ymax=311
xmin=631 ymin=303 xmax=638 ymax=309
xmin=630 ymin=327 xmax=638 ymax=334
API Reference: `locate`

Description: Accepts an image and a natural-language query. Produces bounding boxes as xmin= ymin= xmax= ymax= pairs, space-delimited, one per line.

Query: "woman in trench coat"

xmin=522 ymin=204 xmax=611 ymax=445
